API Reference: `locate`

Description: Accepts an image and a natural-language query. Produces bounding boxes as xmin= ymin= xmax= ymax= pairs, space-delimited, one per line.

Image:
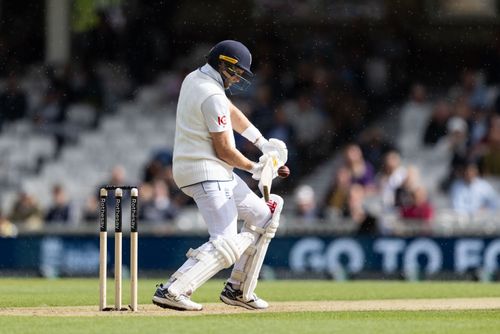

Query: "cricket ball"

xmin=278 ymin=165 xmax=290 ymax=178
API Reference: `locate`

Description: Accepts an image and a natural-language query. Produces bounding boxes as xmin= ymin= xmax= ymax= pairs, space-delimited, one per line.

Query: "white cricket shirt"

xmin=172 ymin=64 xmax=235 ymax=188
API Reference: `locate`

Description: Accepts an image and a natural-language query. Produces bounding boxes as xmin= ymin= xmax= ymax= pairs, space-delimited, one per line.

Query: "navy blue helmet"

xmin=207 ymin=40 xmax=253 ymax=93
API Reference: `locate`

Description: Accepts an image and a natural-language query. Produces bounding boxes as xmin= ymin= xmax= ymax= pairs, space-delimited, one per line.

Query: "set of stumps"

xmin=99 ymin=186 xmax=138 ymax=312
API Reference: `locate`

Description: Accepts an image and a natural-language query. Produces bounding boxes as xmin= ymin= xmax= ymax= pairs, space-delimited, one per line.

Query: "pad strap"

xmin=244 ymin=245 xmax=257 ymax=256
xmin=244 ymin=222 xmax=267 ymax=235
xmin=231 ymin=270 xmax=247 ymax=282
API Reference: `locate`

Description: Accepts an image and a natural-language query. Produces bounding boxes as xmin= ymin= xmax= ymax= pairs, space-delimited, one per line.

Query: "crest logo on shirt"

xmin=217 ymin=115 xmax=227 ymax=126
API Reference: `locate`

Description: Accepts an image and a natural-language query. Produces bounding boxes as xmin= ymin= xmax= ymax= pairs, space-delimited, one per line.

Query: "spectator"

xmin=8 ymin=192 xmax=43 ymax=229
xmin=468 ymin=104 xmax=489 ymax=147
xmin=322 ymin=166 xmax=352 ymax=217
xmin=435 ymin=116 xmax=470 ymax=190
xmin=476 ymin=115 xmax=500 ymax=177
xmin=82 ymin=195 xmax=99 ymax=223
xmin=348 ymin=184 xmax=378 ymax=235
xmin=343 ymin=143 xmax=375 ymax=189
xmin=294 ymin=185 xmax=319 ymax=223
xmin=395 ymin=166 xmax=421 ymax=208
xmin=143 ymin=157 xmax=193 ymax=209
xmin=151 ymin=149 xmax=173 ymax=167
xmin=449 ymin=160 xmax=499 ymax=214
xmin=140 ymin=180 xmax=178 ymax=222
xmin=377 ymin=150 xmax=407 ymax=210
xmin=143 ymin=149 xmax=173 ymax=183
xmin=346 ymin=183 xmax=365 ymax=223
xmin=103 ymin=165 xmax=130 ymax=210
xmin=0 ymin=209 xmax=18 ymax=237
xmin=398 ymin=83 xmax=432 ymax=157
xmin=144 ymin=158 xmax=165 ymax=183
xmin=45 ymin=184 xmax=76 ymax=225
xmin=423 ymin=100 xmax=452 ymax=146
xmin=322 ymin=166 xmax=377 ymax=231
xmin=107 ymin=165 xmax=127 ymax=186
xmin=283 ymin=90 xmax=326 ymax=161
xmin=449 ymin=69 xmax=488 ymax=108
xmin=442 ymin=116 xmax=469 ymax=155
xmin=400 ymin=187 xmax=434 ymax=222
xmin=359 ymin=127 xmax=395 ymax=171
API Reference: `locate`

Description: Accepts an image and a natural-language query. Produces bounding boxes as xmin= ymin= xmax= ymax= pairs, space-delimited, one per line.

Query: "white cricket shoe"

xmin=152 ymin=284 xmax=203 ymax=311
xmin=220 ymin=282 xmax=269 ymax=310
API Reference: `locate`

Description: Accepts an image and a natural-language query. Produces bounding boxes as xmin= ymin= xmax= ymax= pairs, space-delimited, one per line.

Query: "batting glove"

xmin=249 ymin=159 xmax=265 ymax=181
xmin=262 ymin=138 xmax=288 ymax=165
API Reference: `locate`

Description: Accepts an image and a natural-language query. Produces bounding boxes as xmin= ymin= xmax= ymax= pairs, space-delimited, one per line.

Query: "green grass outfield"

xmin=1 ymin=278 xmax=499 ymax=334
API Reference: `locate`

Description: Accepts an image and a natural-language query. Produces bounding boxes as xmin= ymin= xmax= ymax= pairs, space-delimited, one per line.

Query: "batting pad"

xmin=232 ymin=194 xmax=283 ymax=301
xmin=167 ymin=232 xmax=255 ymax=297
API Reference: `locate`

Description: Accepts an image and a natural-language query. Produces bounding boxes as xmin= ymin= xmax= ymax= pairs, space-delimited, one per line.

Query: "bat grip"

xmin=263 ymin=186 xmax=270 ymax=202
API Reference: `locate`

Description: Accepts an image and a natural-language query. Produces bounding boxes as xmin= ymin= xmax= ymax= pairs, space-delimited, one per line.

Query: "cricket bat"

xmin=259 ymin=153 xmax=278 ymax=202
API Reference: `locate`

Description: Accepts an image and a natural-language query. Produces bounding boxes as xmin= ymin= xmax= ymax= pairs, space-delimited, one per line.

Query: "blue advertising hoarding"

xmin=0 ymin=236 xmax=499 ymax=277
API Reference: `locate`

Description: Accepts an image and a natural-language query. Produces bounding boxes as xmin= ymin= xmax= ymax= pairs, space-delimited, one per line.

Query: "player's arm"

xmin=230 ymin=101 xmax=288 ymax=165
xmin=211 ymin=130 xmax=255 ymax=172
xmin=229 ymin=101 xmax=267 ymax=149
xmin=202 ymin=95 xmax=258 ymax=173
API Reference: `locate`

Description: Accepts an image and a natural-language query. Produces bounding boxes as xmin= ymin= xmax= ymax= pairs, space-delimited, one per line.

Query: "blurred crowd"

xmin=0 ymin=64 xmax=109 ymax=157
xmin=290 ymin=70 xmax=500 ymax=235
xmin=2 ymin=67 xmax=499 ymax=238
xmin=0 ymin=160 xmax=189 ymax=237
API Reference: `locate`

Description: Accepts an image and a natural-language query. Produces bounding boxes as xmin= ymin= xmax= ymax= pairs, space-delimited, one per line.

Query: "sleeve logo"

xmin=217 ymin=115 xmax=227 ymax=126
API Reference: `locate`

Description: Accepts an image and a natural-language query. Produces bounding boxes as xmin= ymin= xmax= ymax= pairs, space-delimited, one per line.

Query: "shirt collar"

xmin=199 ymin=64 xmax=224 ymax=88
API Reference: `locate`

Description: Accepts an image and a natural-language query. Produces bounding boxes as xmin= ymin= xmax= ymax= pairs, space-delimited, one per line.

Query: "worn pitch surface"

xmin=1 ymin=298 xmax=500 ymax=317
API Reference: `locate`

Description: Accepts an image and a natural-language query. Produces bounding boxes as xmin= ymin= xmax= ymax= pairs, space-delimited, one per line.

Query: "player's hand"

xmin=249 ymin=158 xmax=265 ymax=180
xmin=250 ymin=152 xmax=278 ymax=180
xmin=262 ymin=138 xmax=288 ymax=165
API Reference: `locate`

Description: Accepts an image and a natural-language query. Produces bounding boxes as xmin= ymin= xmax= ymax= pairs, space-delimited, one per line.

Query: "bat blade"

xmin=259 ymin=156 xmax=275 ymax=202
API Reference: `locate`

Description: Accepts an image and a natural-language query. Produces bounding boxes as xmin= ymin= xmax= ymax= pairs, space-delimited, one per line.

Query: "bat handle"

xmin=263 ymin=186 xmax=270 ymax=202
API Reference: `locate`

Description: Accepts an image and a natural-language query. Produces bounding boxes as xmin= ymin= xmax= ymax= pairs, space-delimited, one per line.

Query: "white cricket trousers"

xmin=174 ymin=173 xmax=271 ymax=286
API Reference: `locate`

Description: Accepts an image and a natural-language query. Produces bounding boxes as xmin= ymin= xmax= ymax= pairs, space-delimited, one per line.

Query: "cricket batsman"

xmin=152 ymin=40 xmax=288 ymax=311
